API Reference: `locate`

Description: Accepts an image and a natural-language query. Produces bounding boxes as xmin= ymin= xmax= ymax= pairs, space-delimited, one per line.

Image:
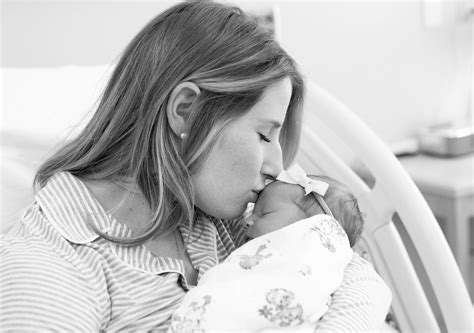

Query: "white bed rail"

xmin=297 ymin=80 xmax=472 ymax=332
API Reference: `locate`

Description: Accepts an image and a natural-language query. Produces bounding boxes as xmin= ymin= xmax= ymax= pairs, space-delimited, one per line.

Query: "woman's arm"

xmin=315 ymin=252 xmax=392 ymax=331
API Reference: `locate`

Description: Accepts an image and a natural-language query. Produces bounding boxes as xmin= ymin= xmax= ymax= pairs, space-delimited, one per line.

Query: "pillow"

xmin=1 ymin=65 xmax=113 ymax=234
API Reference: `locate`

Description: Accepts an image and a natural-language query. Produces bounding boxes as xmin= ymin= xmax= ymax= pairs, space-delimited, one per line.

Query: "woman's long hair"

xmin=34 ymin=1 xmax=305 ymax=245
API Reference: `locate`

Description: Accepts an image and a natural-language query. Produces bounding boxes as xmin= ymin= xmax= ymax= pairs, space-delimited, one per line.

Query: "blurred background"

xmin=2 ymin=0 xmax=472 ymax=144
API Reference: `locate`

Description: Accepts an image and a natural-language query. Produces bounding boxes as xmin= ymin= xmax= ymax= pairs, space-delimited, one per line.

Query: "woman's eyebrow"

xmin=258 ymin=120 xmax=282 ymax=128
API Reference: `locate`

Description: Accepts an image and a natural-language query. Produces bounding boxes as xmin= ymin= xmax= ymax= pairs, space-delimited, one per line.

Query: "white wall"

xmin=1 ymin=0 xmax=472 ymax=145
xmin=276 ymin=1 xmax=472 ymax=145
xmin=1 ymin=1 xmax=177 ymax=66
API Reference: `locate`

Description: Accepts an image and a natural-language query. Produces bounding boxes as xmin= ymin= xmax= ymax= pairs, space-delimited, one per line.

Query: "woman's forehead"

xmin=243 ymin=78 xmax=292 ymax=124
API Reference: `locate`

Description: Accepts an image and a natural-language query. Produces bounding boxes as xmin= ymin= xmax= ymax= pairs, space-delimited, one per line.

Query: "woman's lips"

xmin=250 ymin=190 xmax=261 ymax=202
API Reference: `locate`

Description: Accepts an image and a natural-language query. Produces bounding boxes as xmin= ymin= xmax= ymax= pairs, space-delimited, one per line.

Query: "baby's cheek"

xmin=245 ymin=221 xmax=267 ymax=239
xmin=245 ymin=228 xmax=256 ymax=239
xmin=252 ymin=217 xmax=278 ymax=237
xmin=246 ymin=225 xmax=262 ymax=239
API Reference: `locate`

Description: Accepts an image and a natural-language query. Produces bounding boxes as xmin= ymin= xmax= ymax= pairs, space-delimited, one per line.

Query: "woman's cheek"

xmin=233 ymin=142 xmax=264 ymax=179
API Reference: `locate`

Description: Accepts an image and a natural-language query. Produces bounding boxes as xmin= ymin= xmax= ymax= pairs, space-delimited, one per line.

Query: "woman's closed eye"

xmin=259 ymin=133 xmax=271 ymax=143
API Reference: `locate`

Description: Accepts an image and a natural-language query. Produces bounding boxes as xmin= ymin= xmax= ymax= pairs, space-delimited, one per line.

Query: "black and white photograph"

xmin=1 ymin=0 xmax=473 ymax=331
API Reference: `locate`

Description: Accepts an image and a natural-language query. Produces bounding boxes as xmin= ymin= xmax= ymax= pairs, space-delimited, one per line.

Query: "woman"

xmin=0 ymin=1 xmax=391 ymax=331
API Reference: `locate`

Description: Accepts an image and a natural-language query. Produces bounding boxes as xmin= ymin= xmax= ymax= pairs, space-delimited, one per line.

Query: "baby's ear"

xmin=166 ymin=82 xmax=201 ymax=136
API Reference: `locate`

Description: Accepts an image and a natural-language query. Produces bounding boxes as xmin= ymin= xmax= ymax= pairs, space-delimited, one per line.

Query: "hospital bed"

xmin=1 ymin=66 xmax=472 ymax=332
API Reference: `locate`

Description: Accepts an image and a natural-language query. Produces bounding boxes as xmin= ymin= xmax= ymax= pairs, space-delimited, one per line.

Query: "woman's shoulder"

xmin=32 ymin=172 xmax=110 ymax=243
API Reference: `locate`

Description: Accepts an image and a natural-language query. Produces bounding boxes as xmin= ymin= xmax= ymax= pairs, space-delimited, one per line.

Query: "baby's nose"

xmin=244 ymin=217 xmax=255 ymax=239
xmin=244 ymin=216 xmax=254 ymax=228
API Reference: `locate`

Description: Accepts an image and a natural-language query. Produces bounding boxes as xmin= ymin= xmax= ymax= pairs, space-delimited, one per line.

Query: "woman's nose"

xmin=261 ymin=143 xmax=283 ymax=179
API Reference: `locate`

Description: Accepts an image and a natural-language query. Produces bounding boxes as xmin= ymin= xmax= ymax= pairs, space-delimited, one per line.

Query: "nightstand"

xmin=398 ymin=153 xmax=474 ymax=296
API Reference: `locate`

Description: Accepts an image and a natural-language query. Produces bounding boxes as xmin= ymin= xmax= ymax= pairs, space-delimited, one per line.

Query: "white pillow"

xmin=1 ymin=65 xmax=113 ymax=234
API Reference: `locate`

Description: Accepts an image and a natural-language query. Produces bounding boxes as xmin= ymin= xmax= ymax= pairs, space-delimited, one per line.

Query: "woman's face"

xmin=192 ymin=78 xmax=292 ymax=219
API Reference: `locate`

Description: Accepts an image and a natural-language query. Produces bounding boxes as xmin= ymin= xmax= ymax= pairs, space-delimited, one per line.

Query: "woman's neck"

xmin=81 ymin=178 xmax=152 ymax=234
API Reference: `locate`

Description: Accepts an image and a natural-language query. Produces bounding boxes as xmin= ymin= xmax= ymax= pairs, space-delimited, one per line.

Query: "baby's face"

xmin=245 ymin=181 xmax=307 ymax=239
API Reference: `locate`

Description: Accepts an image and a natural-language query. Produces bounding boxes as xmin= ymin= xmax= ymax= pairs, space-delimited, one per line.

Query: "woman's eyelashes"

xmin=259 ymin=133 xmax=271 ymax=143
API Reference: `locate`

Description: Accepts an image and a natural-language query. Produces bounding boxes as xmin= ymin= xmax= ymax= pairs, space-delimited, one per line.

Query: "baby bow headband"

xmin=276 ymin=163 xmax=334 ymax=217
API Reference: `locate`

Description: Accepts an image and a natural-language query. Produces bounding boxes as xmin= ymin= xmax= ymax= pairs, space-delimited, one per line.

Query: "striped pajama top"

xmin=0 ymin=172 xmax=391 ymax=331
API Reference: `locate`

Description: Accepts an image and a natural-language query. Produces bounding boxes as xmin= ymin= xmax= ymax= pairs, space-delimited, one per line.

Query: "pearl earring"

xmin=180 ymin=133 xmax=188 ymax=140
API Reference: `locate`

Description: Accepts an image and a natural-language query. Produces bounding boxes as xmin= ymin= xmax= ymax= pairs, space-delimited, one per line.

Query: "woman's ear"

xmin=167 ymin=82 xmax=201 ymax=136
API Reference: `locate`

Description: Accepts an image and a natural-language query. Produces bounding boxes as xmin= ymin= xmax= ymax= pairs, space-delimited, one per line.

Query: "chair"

xmin=297 ymin=80 xmax=472 ymax=332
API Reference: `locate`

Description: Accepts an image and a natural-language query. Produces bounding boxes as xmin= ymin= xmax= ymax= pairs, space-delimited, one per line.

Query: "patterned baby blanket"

xmin=169 ymin=214 xmax=353 ymax=332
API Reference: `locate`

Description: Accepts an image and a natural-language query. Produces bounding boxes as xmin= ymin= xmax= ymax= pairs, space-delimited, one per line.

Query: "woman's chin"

xmin=195 ymin=196 xmax=251 ymax=220
xmin=225 ymin=205 xmax=248 ymax=220
xmin=199 ymin=205 xmax=247 ymax=221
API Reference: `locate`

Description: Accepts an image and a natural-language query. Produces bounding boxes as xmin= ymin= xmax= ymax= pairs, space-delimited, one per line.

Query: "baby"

xmin=245 ymin=170 xmax=364 ymax=248
xmin=169 ymin=164 xmax=364 ymax=333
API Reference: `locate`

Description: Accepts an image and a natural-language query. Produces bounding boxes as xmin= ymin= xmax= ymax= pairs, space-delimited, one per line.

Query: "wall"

xmin=1 ymin=0 xmax=472 ymax=146
xmin=277 ymin=1 xmax=472 ymax=145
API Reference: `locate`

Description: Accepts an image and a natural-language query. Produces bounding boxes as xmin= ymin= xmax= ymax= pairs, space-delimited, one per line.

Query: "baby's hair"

xmin=295 ymin=175 xmax=364 ymax=247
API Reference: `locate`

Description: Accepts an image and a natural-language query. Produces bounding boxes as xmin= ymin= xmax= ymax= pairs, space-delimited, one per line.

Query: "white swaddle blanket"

xmin=169 ymin=214 xmax=353 ymax=332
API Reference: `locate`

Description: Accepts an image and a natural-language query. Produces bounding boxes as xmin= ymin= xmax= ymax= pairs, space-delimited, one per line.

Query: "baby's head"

xmin=245 ymin=175 xmax=364 ymax=247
